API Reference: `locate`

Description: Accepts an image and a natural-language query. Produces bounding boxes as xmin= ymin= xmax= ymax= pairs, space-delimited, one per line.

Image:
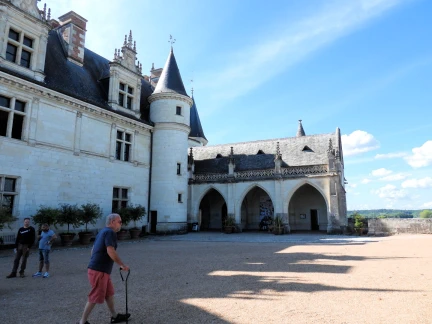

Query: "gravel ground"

xmin=1 ymin=232 xmax=431 ymax=324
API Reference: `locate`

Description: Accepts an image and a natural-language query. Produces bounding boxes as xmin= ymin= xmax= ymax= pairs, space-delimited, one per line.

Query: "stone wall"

xmin=368 ymin=219 xmax=432 ymax=235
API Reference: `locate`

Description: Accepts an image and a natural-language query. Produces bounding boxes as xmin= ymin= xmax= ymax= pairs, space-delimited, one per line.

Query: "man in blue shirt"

xmin=32 ymin=223 xmax=57 ymax=278
xmin=77 ymin=213 xmax=130 ymax=324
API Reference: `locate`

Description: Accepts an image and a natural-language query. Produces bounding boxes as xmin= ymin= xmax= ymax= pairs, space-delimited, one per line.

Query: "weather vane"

xmin=190 ymin=78 xmax=194 ymax=96
xmin=168 ymin=35 xmax=176 ymax=47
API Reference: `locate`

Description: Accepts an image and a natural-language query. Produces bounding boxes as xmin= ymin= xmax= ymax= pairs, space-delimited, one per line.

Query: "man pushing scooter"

xmin=77 ymin=214 xmax=131 ymax=324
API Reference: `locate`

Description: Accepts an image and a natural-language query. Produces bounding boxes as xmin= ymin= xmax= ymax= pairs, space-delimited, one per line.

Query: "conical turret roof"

xmin=189 ymin=96 xmax=207 ymax=140
xmin=153 ymin=48 xmax=188 ymax=96
xmin=296 ymin=120 xmax=305 ymax=137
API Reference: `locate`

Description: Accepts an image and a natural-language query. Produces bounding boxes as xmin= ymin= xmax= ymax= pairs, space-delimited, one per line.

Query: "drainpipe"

xmin=147 ymin=129 xmax=153 ymax=232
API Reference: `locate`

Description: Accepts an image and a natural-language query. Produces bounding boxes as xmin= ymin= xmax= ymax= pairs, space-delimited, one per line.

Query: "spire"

xmin=189 ymin=95 xmax=207 ymax=141
xmin=153 ymin=48 xmax=188 ymax=96
xmin=296 ymin=120 xmax=305 ymax=137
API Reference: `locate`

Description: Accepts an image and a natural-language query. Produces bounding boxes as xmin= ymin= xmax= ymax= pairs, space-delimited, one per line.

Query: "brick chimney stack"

xmin=58 ymin=11 xmax=87 ymax=66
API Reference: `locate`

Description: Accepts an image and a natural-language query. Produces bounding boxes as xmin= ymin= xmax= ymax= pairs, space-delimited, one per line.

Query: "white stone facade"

xmin=0 ymin=1 xmax=347 ymax=242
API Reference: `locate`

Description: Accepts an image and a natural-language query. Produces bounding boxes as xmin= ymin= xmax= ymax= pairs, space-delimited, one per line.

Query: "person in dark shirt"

xmin=6 ymin=217 xmax=36 ymax=278
xmin=77 ymin=213 xmax=131 ymax=324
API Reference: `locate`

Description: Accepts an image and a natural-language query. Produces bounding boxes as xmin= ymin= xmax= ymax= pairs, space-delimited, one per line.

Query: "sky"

xmin=45 ymin=0 xmax=432 ymax=211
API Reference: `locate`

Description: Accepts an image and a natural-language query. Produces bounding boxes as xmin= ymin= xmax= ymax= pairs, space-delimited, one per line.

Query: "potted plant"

xmin=57 ymin=204 xmax=81 ymax=246
xmin=273 ymin=215 xmax=284 ymax=235
xmin=32 ymin=206 xmax=60 ymax=233
xmin=114 ymin=206 xmax=132 ymax=240
xmin=78 ymin=203 xmax=102 ymax=245
xmin=223 ymin=215 xmax=236 ymax=234
xmin=127 ymin=204 xmax=146 ymax=239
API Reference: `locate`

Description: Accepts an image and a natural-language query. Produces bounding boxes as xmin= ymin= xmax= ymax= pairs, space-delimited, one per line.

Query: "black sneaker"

xmin=19 ymin=272 xmax=25 ymax=278
xmin=6 ymin=273 xmax=16 ymax=278
xmin=111 ymin=313 xmax=131 ymax=323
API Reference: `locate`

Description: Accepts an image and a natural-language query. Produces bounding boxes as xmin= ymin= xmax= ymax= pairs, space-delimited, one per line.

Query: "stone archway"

xmin=199 ymin=188 xmax=227 ymax=231
xmin=240 ymin=186 xmax=274 ymax=231
xmin=288 ymin=184 xmax=327 ymax=231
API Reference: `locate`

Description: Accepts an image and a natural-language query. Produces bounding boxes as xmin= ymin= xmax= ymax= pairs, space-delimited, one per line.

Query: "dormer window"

xmin=6 ymin=28 xmax=34 ymax=69
xmin=119 ymin=82 xmax=134 ymax=110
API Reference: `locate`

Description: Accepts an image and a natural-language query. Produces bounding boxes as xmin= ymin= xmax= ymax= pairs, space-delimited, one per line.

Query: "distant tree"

xmin=419 ymin=210 xmax=432 ymax=219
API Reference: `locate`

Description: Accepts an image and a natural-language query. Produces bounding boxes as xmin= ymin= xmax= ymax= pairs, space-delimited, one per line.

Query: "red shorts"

xmin=87 ymin=268 xmax=115 ymax=304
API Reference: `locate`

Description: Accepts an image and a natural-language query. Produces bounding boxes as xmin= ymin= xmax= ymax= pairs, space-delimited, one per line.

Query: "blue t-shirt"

xmin=88 ymin=227 xmax=117 ymax=274
xmin=39 ymin=230 xmax=55 ymax=250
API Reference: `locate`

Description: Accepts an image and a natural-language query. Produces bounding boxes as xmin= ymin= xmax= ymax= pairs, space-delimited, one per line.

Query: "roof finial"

xmin=124 ymin=35 xmax=127 ymax=46
xmin=296 ymin=119 xmax=305 ymax=137
xmin=168 ymin=34 xmax=176 ymax=49
xmin=190 ymin=78 xmax=194 ymax=97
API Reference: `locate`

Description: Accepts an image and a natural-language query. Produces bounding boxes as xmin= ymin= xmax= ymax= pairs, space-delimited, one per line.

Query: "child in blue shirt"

xmin=32 ymin=223 xmax=57 ymax=278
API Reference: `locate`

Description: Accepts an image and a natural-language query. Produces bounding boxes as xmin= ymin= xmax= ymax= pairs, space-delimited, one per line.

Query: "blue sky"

xmin=47 ymin=0 xmax=432 ymax=210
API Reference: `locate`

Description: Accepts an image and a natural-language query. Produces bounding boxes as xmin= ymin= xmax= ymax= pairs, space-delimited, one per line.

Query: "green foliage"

xmin=114 ymin=204 xmax=146 ymax=229
xmin=127 ymin=204 xmax=146 ymax=228
xmin=57 ymin=204 xmax=81 ymax=233
xmin=273 ymin=215 xmax=284 ymax=229
xmin=223 ymin=215 xmax=235 ymax=227
xmin=114 ymin=206 xmax=132 ymax=228
xmin=348 ymin=209 xmax=418 ymax=218
xmin=0 ymin=206 xmax=18 ymax=231
xmin=352 ymin=213 xmax=365 ymax=228
xmin=32 ymin=206 xmax=60 ymax=228
xmin=79 ymin=203 xmax=103 ymax=232
xmin=419 ymin=210 xmax=432 ymax=219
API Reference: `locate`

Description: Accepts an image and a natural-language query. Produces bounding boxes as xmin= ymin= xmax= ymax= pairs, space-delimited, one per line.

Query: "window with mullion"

xmin=6 ymin=28 xmax=34 ymax=68
xmin=0 ymin=95 xmax=26 ymax=140
xmin=0 ymin=176 xmax=17 ymax=210
xmin=115 ymin=130 xmax=132 ymax=162
xmin=112 ymin=187 xmax=128 ymax=212
xmin=118 ymin=82 xmax=134 ymax=110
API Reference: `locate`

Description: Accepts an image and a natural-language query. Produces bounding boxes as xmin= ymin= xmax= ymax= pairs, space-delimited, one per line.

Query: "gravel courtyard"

xmin=1 ymin=233 xmax=431 ymax=324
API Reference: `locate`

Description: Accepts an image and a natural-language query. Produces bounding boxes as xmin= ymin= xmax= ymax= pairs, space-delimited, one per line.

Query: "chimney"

xmin=58 ymin=11 xmax=87 ymax=66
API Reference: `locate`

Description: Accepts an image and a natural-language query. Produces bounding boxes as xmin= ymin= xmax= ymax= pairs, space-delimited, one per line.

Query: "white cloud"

xmin=342 ymin=130 xmax=380 ymax=156
xmin=401 ymin=177 xmax=432 ymax=189
xmin=371 ymin=184 xmax=407 ymax=200
xmin=404 ymin=141 xmax=432 ymax=168
xmin=375 ymin=152 xmax=408 ymax=159
xmin=422 ymin=202 xmax=432 ymax=208
xmin=361 ymin=178 xmax=372 ymax=184
xmin=379 ymin=173 xmax=409 ymax=181
xmin=371 ymin=168 xmax=392 ymax=177
xmin=199 ymin=0 xmax=407 ymax=101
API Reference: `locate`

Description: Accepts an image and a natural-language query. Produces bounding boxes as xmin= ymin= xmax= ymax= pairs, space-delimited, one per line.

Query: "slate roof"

xmin=192 ymin=132 xmax=338 ymax=173
xmin=153 ymin=48 xmax=188 ymax=96
xmin=44 ymin=30 xmax=154 ymax=124
xmin=1 ymin=29 xmax=206 ymax=130
xmin=189 ymin=96 xmax=207 ymax=140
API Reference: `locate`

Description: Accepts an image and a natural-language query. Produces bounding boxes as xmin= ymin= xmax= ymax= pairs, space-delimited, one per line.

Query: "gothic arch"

xmin=286 ymin=180 xmax=329 ymax=211
xmin=194 ymin=185 xmax=227 ymax=216
xmin=195 ymin=186 xmax=228 ymax=231
xmin=237 ymin=183 xmax=275 ymax=231
xmin=237 ymin=183 xmax=274 ymax=208
xmin=287 ymin=180 xmax=329 ymax=231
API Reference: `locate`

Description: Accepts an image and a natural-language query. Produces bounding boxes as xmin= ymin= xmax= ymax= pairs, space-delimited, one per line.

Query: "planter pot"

xmin=60 ymin=233 xmax=76 ymax=247
xmin=273 ymin=227 xmax=284 ymax=235
xmin=78 ymin=232 xmax=93 ymax=245
xmin=129 ymin=228 xmax=141 ymax=239
xmin=224 ymin=226 xmax=233 ymax=234
xmin=117 ymin=230 xmax=129 ymax=240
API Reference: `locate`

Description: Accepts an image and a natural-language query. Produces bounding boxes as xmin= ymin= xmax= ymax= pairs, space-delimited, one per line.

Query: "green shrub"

xmin=32 ymin=206 xmax=60 ymax=228
xmin=57 ymin=204 xmax=81 ymax=233
xmin=0 ymin=206 xmax=17 ymax=231
xmin=79 ymin=203 xmax=103 ymax=232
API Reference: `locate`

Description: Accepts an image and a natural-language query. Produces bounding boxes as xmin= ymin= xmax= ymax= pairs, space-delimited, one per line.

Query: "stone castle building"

xmin=0 ymin=1 xmax=347 ymax=241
